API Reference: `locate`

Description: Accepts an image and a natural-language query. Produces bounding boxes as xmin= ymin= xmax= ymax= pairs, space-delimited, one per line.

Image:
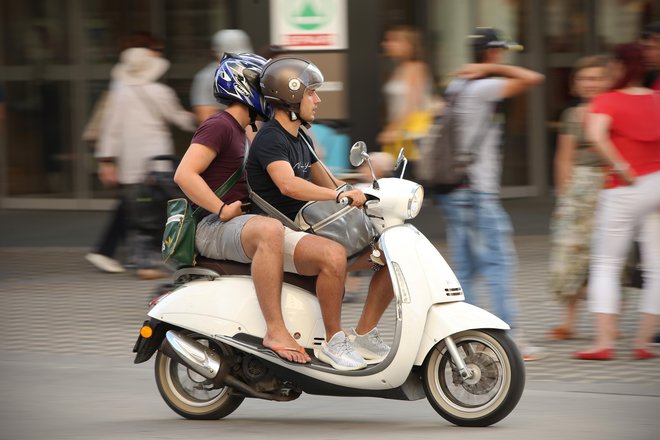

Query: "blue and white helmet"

xmin=213 ymin=52 xmax=273 ymax=120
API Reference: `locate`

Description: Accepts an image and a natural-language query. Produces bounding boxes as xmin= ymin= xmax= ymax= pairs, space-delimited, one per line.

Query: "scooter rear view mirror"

xmin=349 ymin=141 xmax=367 ymax=167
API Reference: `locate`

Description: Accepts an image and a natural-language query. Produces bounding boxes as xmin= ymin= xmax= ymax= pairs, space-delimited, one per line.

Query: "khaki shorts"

xmin=195 ymin=213 xmax=308 ymax=274
xmin=283 ymin=227 xmax=308 ymax=274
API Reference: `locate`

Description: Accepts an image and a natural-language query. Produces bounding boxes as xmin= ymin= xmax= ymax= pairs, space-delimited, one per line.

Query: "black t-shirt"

xmin=247 ymin=119 xmax=318 ymax=220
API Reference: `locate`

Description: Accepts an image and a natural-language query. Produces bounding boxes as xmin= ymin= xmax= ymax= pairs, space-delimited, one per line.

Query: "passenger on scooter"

xmin=173 ymin=53 xmax=311 ymax=365
xmin=247 ymin=56 xmax=395 ymax=371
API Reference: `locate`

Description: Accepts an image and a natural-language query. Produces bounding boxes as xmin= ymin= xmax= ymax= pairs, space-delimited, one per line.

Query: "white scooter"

xmin=133 ymin=143 xmax=525 ymax=427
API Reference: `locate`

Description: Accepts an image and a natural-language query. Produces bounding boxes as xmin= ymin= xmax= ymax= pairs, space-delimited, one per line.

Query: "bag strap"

xmin=192 ymin=138 xmax=249 ymax=222
xmin=130 ymin=85 xmax=168 ymax=124
xmin=300 ymin=131 xmax=340 ymax=189
xmin=248 ymin=190 xmax=302 ymax=231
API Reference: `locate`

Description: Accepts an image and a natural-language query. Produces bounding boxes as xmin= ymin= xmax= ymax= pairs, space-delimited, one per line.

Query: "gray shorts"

xmin=195 ymin=214 xmax=254 ymax=263
xmin=195 ymin=213 xmax=308 ymax=273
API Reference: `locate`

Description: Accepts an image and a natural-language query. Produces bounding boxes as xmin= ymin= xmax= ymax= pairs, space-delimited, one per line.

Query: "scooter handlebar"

xmin=338 ymin=196 xmax=353 ymax=206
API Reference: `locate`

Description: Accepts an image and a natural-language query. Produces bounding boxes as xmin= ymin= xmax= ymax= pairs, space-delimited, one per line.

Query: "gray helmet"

xmin=260 ymin=56 xmax=324 ymax=114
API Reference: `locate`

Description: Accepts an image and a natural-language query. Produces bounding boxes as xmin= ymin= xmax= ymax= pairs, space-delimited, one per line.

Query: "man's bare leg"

xmin=293 ymin=235 xmax=347 ymax=339
xmin=241 ymin=217 xmax=310 ymax=363
xmin=348 ymin=252 xmax=394 ymax=335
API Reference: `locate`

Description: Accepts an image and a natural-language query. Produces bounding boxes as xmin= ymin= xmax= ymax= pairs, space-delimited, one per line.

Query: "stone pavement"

xmin=1 ymin=236 xmax=658 ymax=385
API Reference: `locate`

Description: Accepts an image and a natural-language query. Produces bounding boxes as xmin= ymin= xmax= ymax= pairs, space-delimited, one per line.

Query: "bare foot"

xmin=263 ymin=331 xmax=311 ymax=364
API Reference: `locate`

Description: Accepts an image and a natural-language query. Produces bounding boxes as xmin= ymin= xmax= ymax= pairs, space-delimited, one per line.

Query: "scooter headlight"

xmin=407 ymin=184 xmax=424 ymax=219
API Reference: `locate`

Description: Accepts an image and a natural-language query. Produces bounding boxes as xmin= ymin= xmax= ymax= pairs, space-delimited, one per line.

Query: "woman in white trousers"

xmin=577 ymin=43 xmax=660 ymax=361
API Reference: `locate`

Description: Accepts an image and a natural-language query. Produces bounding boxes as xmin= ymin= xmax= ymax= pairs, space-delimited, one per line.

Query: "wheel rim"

xmin=428 ymin=332 xmax=511 ymax=416
xmin=163 ymin=338 xmax=230 ymax=408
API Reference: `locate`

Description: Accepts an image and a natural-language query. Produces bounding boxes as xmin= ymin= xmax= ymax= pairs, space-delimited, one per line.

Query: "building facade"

xmin=0 ymin=0 xmax=658 ymax=209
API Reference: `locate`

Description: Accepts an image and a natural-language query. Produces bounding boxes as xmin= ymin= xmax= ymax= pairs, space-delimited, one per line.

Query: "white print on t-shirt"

xmin=293 ymin=162 xmax=311 ymax=173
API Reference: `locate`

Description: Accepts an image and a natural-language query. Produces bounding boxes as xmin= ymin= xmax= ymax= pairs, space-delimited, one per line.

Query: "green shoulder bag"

xmin=162 ymin=142 xmax=247 ymax=267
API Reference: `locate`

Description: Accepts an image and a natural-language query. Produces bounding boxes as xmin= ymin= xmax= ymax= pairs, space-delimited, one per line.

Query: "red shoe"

xmin=632 ymin=348 xmax=657 ymax=360
xmin=573 ymin=348 xmax=615 ymax=360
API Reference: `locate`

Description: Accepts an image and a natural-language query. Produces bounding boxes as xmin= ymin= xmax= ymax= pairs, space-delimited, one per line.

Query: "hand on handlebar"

xmin=338 ymin=188 xmax=366 ymax=208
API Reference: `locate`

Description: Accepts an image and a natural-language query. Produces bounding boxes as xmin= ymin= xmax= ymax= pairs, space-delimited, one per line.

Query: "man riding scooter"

xmin=247 ymin=56 xmax=396 ymax=370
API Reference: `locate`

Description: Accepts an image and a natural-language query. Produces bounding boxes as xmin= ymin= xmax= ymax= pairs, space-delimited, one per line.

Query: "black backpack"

xmin=415 ymin=80 xmax=491 ymax=194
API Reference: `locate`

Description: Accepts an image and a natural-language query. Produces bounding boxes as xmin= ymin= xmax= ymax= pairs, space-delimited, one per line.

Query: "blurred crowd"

xmin=83 ymin=21 xmax=660 ymax=361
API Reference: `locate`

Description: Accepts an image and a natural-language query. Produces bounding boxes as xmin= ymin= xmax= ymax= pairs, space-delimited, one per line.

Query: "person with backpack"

xmin=436 ymin=27 xmax=544 ymax=361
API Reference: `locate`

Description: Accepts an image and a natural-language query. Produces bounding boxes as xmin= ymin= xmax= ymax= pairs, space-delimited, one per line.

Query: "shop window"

xmin=5 ymin=81 xmax=73 ymax=196
xmin=1 ymin=0 xmax=70 ymax=65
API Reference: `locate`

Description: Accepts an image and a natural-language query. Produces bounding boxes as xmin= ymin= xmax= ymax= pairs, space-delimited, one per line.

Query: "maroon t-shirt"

xmin=191 ymin=111 xmax=249 ymax=205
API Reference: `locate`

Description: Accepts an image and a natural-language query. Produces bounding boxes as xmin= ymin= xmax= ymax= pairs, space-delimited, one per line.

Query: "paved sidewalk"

xmin=1 ymin=197 xmax=658 ymax=384
xmin=1 ymin=238 xmax=658 ymax=385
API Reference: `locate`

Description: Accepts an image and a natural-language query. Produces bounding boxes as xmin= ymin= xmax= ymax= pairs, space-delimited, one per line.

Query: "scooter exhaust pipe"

xmin=160 ymin=330 xmax=296 ymax=402
xmin=162 ymin=330 xmax=222 ymax=379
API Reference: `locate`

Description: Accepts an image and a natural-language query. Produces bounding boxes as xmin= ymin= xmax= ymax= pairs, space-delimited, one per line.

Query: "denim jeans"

xmin=438 ymin=189 xmax=518 ymax=326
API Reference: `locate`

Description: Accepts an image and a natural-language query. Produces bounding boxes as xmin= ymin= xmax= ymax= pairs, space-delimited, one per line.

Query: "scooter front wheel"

xmin=154 ymin=332 xmax=244 ymax=420
xmin=422 ymin=329 xmax=524 ymax=427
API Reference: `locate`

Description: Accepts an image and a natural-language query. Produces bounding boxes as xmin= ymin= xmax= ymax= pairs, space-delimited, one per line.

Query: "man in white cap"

xmin=190 ymin=29 xmax=253 ymax=124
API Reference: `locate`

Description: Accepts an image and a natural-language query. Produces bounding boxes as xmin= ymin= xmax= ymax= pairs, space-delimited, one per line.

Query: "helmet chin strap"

xmin=248 ymin=107 xmax=258 ymax=132
xmin=288 ymin=110 xmax=310 ymax=128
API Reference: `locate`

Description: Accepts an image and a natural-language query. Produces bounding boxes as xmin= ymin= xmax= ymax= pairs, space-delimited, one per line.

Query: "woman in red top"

xmin=576 ymin=43 xmax=660 ymax=361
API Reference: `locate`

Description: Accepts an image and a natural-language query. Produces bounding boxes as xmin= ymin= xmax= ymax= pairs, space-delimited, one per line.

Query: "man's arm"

xmin=310 ymin=162 xmax=343 ymax=190
xmin=267 ymin=160 xmax=338 ymax=201
xmin=173 ymin=143 xmax=243 ymax=221
xmin=457 ymin=63 xmax=544 ymax=98
xmin=267 ymin=161 xmax=364 ymax=206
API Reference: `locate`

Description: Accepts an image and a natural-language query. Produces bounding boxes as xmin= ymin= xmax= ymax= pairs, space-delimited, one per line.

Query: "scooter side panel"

xmin=380 ymin=224 xmax=464 ymax=305
xmin=413 ymin=302 xmax=510 ymax=365
xmin=148 ymin=277 xmax=325 ymax=348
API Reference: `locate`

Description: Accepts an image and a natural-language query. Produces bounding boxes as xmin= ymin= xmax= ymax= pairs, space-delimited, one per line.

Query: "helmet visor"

xmin=300 ymin=63 xmax=324 ymax=91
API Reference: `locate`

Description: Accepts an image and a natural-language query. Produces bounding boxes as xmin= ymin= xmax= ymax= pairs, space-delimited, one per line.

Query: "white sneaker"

xmin=85 ymin=253 xmax=125 ymax=273
xmin=317 ymin=331 xmax=367 ymax=371
xmin=349 ymin=327 xmax=390 ymax=364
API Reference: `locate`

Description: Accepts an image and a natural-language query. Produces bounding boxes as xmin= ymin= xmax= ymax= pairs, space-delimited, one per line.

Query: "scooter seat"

xmin=195 ymin=256 xmax=318 ymax=294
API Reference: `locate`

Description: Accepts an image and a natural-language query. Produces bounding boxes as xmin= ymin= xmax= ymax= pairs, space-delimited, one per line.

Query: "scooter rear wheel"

xmin=422 ymin=329 xmax=524 ymax=427
xmin=154 ymin=332 xmax=244 ymax=420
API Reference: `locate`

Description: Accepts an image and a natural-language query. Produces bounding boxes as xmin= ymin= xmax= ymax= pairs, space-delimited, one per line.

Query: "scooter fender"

xmin=148 ymin=276 xmax=325 ymax=348
xmin=413 ymin=302 xmax=510 ymax=365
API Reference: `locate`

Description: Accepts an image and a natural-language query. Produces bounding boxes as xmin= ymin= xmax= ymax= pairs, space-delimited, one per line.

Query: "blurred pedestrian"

xmin=83 ymin=32 xmax=167 ymax=274
xmin=641 ymin=22 xmax=660 ymax=347
xmin=378 ymin=25 xmax=433 ymax=171
xmin=641 ymin=21 xmax=660 ymax=91
xmin=547 ymin=55 xmax=612 ymax=341
xmin=82 ymin=32 xmax=165 ymax=147
xmin=86 ymin=46 xmax=196 ymax=279
xmin=436 ymin=27 xmax=545 ymax=361
xmin=190 ymin=29 xmax=253 ymax=125
xmin=575 ymin=43 xmax=660 ymax=361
